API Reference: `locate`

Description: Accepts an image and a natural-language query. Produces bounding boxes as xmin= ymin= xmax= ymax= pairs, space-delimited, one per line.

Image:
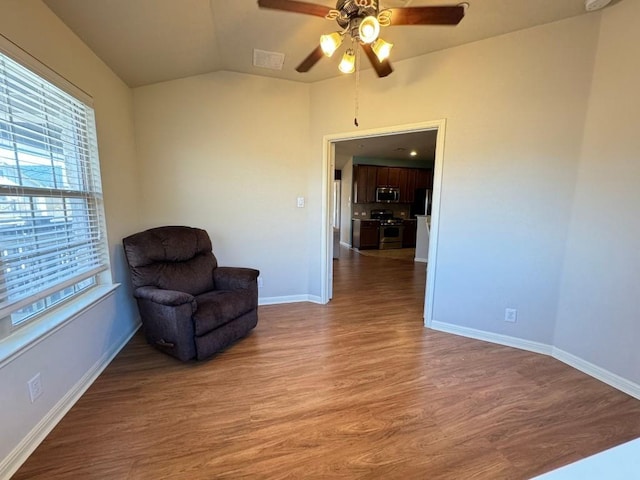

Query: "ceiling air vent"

xmin=253 ymin=49 xmax=285 ymax=71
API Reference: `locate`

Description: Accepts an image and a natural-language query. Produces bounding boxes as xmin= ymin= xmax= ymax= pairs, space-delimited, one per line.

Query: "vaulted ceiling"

xmin=42 ymin=0 xmax=602 ymax=88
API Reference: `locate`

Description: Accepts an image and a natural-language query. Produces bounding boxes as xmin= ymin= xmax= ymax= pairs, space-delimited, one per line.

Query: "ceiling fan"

xmin=257 ymin=0 xmax=466 ymax=78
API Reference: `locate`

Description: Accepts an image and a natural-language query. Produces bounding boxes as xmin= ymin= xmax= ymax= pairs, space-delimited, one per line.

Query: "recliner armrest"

xmin=134 ymin=286 xmax=196 ymax=307
xmin=214 ymin=267 xmax=259 ymax=291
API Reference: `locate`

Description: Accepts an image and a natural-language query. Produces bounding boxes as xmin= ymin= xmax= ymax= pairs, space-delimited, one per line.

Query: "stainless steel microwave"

xmin=376 ymin=187 xmax=400 ymax=203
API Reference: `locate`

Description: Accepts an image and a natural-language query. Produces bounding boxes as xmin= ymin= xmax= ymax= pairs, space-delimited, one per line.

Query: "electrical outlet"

xmin=28 ymin=373 xmax=43 ymax=403
xmin=296 ymin=196 xmax=305 ymax=208
xmin=504 ymin=308 xmax=517 ymax=323
xmin=257 ymin=276 xmax=264 ymax=288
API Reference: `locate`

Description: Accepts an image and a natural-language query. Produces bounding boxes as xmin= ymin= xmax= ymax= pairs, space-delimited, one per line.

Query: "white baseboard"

xmin=0 ymin=322 xmax=141 ymax=480
xmin=414 ymin=257 xmax=428 ymax=263
xmin=429 ymin=320 xmax=640 ymax=400
xmin=259 ymin=294 xmax=323 ymax=306
xmin=339 ymin=241 xmax=351 ymax=248
xmin=430 ymin=320 xmax=554 ymax=356
xmin=552 ymin=347 xmax=640 ymax=400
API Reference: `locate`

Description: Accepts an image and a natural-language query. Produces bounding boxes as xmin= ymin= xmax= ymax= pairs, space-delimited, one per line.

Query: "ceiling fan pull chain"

xmin=354 ymin=46 xmax=361 ymax=127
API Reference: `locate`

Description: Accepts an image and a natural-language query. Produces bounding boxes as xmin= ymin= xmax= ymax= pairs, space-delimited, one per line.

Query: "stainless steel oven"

xmin=379 ymin=224 xmax=404 ymax=250
xmin=371 ymin=209 xmax=404 ymax=249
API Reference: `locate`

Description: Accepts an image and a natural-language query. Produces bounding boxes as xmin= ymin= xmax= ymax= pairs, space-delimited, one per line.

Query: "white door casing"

xmin=321 ymin=119 xmax=446 ymax=326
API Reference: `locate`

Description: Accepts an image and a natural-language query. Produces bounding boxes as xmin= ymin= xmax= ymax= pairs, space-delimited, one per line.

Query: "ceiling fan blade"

xmin=296 ymin=45 xmax=325 ymax=73
xmin=361 ymin=43 xmax=393 ymax=78
xmin=257 ymin=0 xmax=333 ymax=18
xmin=388 ymin=6 xmax=465 ymax=26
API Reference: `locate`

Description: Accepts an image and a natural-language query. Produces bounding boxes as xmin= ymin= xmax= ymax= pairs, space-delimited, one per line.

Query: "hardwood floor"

xmin=13 ymin=248 xmax=640 ymax=479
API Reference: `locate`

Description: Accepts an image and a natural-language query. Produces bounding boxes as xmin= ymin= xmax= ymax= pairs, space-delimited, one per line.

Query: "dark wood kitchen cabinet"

xmin=415 ymin=168 xmax=433 ymax=190
xmin=399 ymin=168 xmax=416 ymax=203
xmin=376 ymin=167 xmax=388 ymax=187
xmin=353 ymin=165 xmax=378 ymax=204
xmin=353 ymin=164 xmax=433 ymax=204
xmin=402 ymin=219 xmax=417 ymax=248
xmin=376 ymin=167 xmax=401 ymax=187
xmin=352 ymin=219 xmax=379 ymax=249
xmin=388 ymin=167 xmax=401 ymax=187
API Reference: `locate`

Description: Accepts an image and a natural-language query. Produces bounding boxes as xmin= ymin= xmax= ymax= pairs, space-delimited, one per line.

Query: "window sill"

xmin=0 ymin=284 xmax=120 ymax=369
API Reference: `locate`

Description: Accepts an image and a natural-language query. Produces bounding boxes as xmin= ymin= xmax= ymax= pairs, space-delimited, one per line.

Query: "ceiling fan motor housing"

xmin=335 ymin=0 xmax=378 ymax=26
xmin=335 ymin=0 xmax=380 ymax=41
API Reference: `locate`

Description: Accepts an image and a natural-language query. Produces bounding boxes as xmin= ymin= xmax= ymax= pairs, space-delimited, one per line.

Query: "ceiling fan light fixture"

xmin=358 ymin=16 xmax=380 ymax=44
xmin=257 ymin=0 xmax=467 ymax=79
xmin=320 ymin=32 xmax=343 ymax=57
xmin=372 ymin=38 xmax=393 ymax=62
xmin=338 ymin=48 xmax=356 ymax=74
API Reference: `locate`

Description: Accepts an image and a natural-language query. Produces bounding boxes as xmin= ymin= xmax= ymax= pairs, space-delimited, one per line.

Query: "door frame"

xmin=320 ymin=119 xmax=447 ymax=326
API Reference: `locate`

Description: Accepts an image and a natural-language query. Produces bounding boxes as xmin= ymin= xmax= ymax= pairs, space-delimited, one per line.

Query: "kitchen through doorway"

xmin=321 ymin=120 xmax=446 ymax=326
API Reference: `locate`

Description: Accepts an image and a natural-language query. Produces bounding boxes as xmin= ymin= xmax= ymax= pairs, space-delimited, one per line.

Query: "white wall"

xmin=555 ymin=0 xmax=640 ymax=384
xmin=339 ymin=157 xmax=353 ymax=246
xmin=309 ymin=15 xmax=600 ymax=344
xmin=0 ymin=0 xmax=141 ymax=475
xmin=133 ymin=72 xmax=312 ymax=302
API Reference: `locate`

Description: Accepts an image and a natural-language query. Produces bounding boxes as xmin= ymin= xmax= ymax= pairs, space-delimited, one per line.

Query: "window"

xmin=0 ymin=49 xmax=109 ymax=333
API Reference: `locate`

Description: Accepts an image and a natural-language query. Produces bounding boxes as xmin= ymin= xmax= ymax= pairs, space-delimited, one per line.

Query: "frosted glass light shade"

xmin=338 ymin=49 xmax=356 ymax=74
xmin=372 ymin=38 xmax=393 ymax=61
xmin=320 ymin=32 xmax=342 ymax=57
xmin=358 ymin=16 xmax=380 ymax=44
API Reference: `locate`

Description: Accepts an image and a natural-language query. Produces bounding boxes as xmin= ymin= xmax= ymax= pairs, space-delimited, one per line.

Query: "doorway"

xmin=320 ymin=120 xmax=446 ymax=327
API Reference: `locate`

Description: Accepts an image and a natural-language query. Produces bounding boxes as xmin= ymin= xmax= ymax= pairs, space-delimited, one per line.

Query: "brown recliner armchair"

xmin=122 ymin=226 xmax=259 ymax=361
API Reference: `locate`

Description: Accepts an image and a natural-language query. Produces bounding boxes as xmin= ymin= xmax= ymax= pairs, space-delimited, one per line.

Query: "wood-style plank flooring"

xmin=13 ymin=247 xmax=640 ymax=479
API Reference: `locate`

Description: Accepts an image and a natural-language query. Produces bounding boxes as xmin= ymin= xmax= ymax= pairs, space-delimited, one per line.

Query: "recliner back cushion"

xmin=123 ymin=226 xmax=217 ymax=295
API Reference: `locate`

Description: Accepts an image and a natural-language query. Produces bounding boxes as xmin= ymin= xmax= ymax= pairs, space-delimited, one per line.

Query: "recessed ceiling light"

xmin=410 ymin=150 xmax=418 ymax=157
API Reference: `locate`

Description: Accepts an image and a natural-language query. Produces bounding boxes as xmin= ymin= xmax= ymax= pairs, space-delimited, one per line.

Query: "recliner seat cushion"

xmin=193 ymin=290 xmax=256 ymax=336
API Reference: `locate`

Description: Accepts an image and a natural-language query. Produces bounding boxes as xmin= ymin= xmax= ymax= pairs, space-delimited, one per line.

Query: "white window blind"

xmin=0 ymin=50 xmax=108 ymax=327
